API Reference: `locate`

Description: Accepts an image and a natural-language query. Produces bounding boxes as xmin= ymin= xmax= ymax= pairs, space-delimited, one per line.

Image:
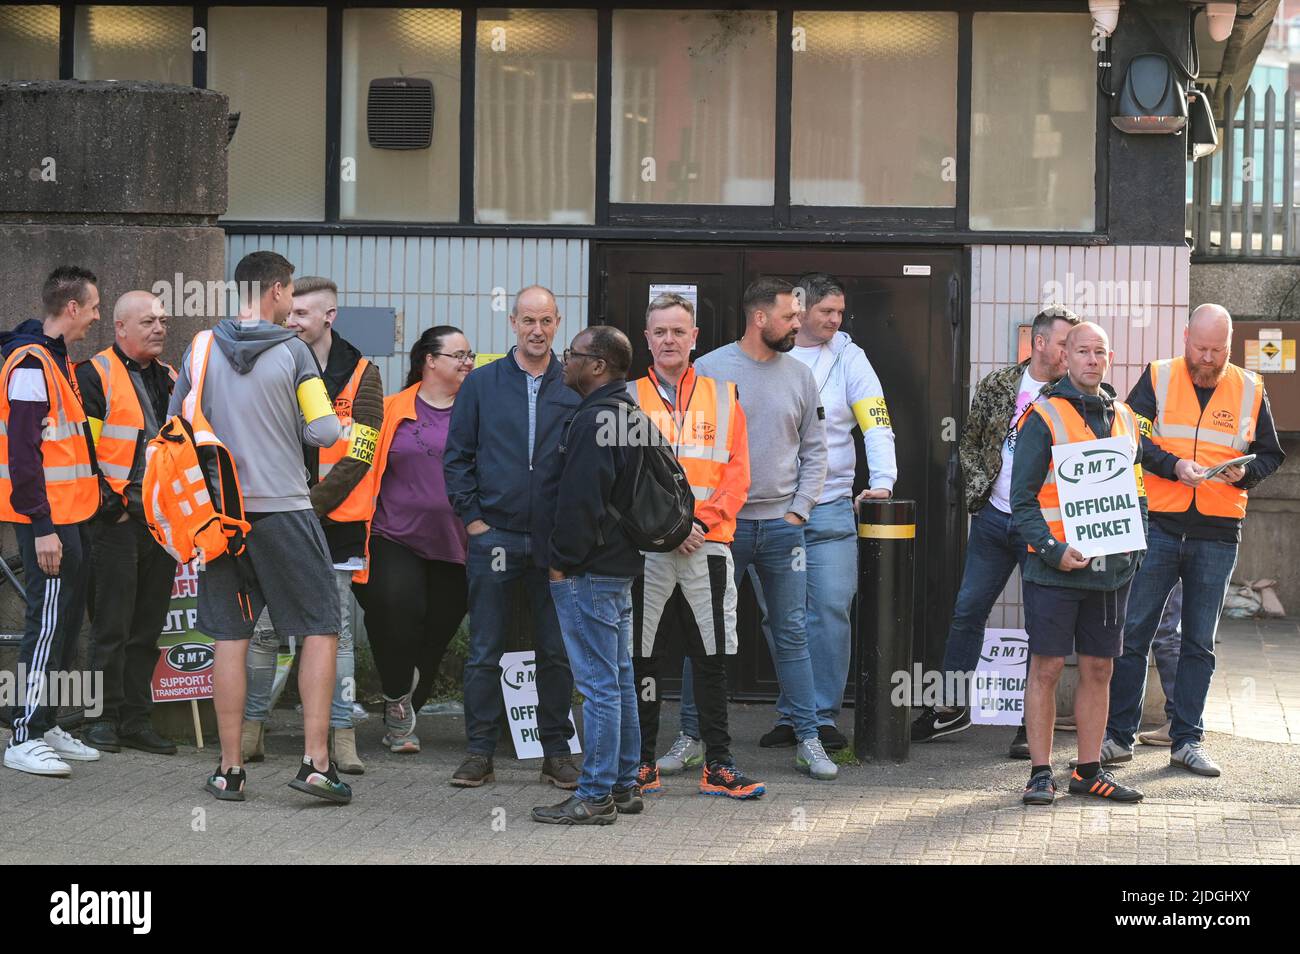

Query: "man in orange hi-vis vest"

xmin=76 ymin=290 xmax=178 ymax=759
xmin=0 ymin=266 xmax=102 ymax=777
xmin=1010 ymin=321 xmax=1148 ymax=808
xmin=628 ymin=292 xmax=764 ymax=801
xmin=1106 ymin=304 xmax=1285 ymax=779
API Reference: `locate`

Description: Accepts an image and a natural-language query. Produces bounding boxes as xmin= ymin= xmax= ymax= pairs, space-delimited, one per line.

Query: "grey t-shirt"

xmin=693 ymin=342 xmax=827 ymax=520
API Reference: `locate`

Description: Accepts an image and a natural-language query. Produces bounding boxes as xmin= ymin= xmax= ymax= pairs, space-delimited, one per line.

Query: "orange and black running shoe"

xmin=1068 ymin=768 xmax=1144 ymax=802
xmin=637 ymin=761 xmax=663 ymax=794
xmin=700 ymin=761 xmax=765 ymax=800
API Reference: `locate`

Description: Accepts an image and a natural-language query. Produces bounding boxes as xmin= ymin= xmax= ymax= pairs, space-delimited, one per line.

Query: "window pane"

xmin=74 ymin=6 xmax=191 ymax=84
xmin=0 ymin=5 xmax=59 ymax=81
xmin=209 ymin=6 xmax=326 ymax=221
xmin=791 ymin=12 xmax=956 ymax=208
xmin=475 ymin=9 xmax=596 ymax=224
xmin=612 ymin=10 xmax=775 ymax=205
xmin=970 ymin=13 xmax=1096 ymax=231
xmin=341 ymin=8 xmax=461 ymax=222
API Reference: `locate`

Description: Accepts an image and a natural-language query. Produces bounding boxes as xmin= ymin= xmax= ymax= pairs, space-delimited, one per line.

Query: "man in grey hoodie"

xmin=168 ymin=251 xmax=349 ymax=805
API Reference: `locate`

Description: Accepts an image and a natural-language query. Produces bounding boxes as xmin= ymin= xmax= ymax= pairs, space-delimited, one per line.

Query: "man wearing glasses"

xmin=444 ymin=285 xmax=582 ymax=789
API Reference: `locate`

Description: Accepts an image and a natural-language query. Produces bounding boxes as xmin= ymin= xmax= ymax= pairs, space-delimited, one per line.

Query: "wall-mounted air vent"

xmin=367 ymin=78 xmax=434 ymax=150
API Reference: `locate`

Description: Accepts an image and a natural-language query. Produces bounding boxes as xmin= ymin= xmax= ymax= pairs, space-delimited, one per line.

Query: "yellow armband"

xmin=1135 ymin=414 xmax=1154 ymax=439
xmin=852 ymin=396 xmax=892 ymax=431
xmin=346 ymin=423 xmax=379 ymax=465
xmin=1133 ymin=463 xmax=1147 ymax=497
xmin=88 ymin=417 xmax=104 ymax=445
xmin=297 ymin=377 xmax=334 ymax=424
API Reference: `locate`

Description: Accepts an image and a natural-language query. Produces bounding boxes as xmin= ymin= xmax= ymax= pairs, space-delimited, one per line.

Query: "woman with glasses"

xmin=352 ymin=326 xmax=476 ymax=753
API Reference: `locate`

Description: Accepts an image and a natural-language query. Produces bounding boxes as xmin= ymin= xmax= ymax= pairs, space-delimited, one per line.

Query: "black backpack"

xmin=588 ymin=398 xmax=695 ymax=553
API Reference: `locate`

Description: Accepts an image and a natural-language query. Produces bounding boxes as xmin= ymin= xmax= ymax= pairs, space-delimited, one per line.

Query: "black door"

xmin=593 ymin=242 xmax=964 ymax=701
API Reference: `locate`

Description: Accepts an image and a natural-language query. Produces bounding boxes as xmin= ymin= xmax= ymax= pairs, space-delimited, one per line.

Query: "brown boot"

xmin=240 ymin=721 xmax=265 ymax=763
xmin=331 ymin=726 xmax=365 ymax=775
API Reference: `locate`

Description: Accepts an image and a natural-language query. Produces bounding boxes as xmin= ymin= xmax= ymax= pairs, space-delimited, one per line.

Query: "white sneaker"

xmin=796 ymin=737 xmax=839 ymax=781
xmin=43 ymin=725 xmax=101 ymax=762
xmin=4 ymin=739 xmax=72 ymax=776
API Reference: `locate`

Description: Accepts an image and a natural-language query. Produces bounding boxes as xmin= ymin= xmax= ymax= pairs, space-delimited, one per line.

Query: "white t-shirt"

xmin=987 ymin=368 xmax=1049 ymax=514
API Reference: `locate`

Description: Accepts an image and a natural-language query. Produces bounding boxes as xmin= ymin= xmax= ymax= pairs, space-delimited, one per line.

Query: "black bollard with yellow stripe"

xmin=854 ymin=499 xmax=916 ymax=762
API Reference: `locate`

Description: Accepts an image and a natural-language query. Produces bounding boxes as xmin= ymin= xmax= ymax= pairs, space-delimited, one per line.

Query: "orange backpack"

xmin=143 ymin=330 xmax=253 ymax=618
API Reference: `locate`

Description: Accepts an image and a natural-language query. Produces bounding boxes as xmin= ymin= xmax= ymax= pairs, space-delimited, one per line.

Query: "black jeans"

xmin=353 ymin=534 xmax=468 ymax=710
xmin=87 ymin=516 xmax=176 ymax=733
xmin=10 ymin=521 xmax=90 ymax=743
xmin=635 ymin=652 xmax=731 ymax=766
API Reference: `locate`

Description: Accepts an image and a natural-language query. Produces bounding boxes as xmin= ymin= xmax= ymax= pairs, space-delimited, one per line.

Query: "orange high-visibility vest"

xmin=315 ymin=357 xmax=375 ymax=524
xmin=87 ymin=347 xmax=177 ymax=500
xmin=0 ymin=344 xmax=99 ymax=524
xmin=352 ymin=382 xmax=420 ymax=584
xmin=1143 ymin=358 xmax=1262 ymax=520
xmin=631 ymin=366 xmax=746 ymax=544
xmin=1020 ymin=395 xmax=1144 ymax=550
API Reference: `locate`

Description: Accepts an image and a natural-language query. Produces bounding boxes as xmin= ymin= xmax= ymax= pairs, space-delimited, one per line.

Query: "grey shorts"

xmin=197 ymin=509 xmax=341 ymax=641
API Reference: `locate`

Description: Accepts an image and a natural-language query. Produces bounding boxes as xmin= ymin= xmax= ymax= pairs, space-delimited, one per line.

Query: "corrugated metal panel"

xmin=225 ymin=234 xmax=591 ymax=396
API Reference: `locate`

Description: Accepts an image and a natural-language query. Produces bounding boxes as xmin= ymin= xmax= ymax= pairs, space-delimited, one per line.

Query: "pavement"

xmin=0 ymin=618 xmax=1297 ymax=864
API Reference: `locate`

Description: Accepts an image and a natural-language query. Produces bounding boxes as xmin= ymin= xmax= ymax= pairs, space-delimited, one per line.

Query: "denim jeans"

xmin=245 ymin=568 xmax=355 ymax=729
xmin=1106 ymin=524 xmax=1238 ymax=751
xmin=550 ymin=574 xmax=640 ymax=801
xmin=939 ymin=505 xmax=1028 ymax=706
xmin=464 ymin=527 xmax=574 ymax=757
xmin=1152 ymin=580 xmax=1184 ymax=722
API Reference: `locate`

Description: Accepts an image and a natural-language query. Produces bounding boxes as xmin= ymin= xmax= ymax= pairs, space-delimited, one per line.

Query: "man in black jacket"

xmin=532 ymin=326 xmax=645 ymax=826
xmin=444 ymin=286 xmax=581 ymax=789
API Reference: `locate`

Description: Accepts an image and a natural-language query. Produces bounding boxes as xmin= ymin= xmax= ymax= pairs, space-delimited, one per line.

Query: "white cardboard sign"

xmin=1049 ymin=435 xmax=1146 ymax=558
xmin=499 ymin=651 xmax=582 ymax=760
xmin=970 ymin=629 xmax=1029 ymax=726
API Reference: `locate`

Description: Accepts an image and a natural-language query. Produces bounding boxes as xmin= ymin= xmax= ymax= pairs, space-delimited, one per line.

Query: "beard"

xmin=762 ymin=327 xmax=797 ymax=353
xmin=1185 ymin=354 xmax=1228 ymax=388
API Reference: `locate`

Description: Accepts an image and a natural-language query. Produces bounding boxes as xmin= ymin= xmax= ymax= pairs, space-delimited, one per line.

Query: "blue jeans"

xmin=1106 ymin=524 xmax=1237 ymax=751
xmin=940 ymin=505 xmax=1028 ymax=706
xmin=245 ymin=568 xmax=355 ymax=729
xmin=682 ymin=517 xmax=818 ymax=741
xmin=550 ymin=575 xmax=640 ymax=801
xmin=464 ymin=527 xmax=574 ymax=757
xmin=1152 ymin=580 xmax=1183 ymax=721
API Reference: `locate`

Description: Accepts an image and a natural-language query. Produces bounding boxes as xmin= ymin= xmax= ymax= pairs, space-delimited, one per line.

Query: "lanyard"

xmin=648 ymin=366 xmax=696 ymax=459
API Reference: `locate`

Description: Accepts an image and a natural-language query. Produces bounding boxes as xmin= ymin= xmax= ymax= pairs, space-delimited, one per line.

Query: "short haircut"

xmin=293 ymin=276 xmax=338 ymax=299
xmin=234 ymin=250 xmax=294 ymax=294
xmin=512 ymin=284 xmax=557 ymax=317
xmin=646 ymin=291 xmax=695 ymax=325
xmin=42 ymin=265 xmax=98 ymax=316
xmin=743 ymin=277 xmax=795 ymax=321
xmin=1031 ymin=305 xmax=1081 ymax=345
xmin=583 ymin=325 xmax=632 ymax=377
xmin=795 ymin=272 xmax=845 ymax=311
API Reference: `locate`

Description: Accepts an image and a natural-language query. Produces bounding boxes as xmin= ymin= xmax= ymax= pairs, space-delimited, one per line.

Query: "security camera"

xmin=1205 ymin=3 xmax=1236 ymax=43
xmin=1089 ymin=0 xmax=1121 ymax=38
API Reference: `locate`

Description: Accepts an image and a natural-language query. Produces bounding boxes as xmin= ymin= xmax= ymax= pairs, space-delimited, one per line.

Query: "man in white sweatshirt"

xmin=757 ymin=272 xmax=897 ymax=751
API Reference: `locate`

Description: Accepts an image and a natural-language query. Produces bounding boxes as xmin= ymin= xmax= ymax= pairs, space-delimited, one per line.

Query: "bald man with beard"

xmin=76 ymin=290 xmax=180 ymax=756
xmin=1103 ymin=305 xmax=1285 ymax=778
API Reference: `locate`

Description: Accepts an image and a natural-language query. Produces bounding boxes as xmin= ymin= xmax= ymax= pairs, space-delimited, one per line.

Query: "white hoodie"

xmin=791 ymin=331 xmax=897 ymax=503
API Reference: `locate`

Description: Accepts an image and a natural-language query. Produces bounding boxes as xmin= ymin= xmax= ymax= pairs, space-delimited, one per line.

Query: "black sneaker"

xmin=636 ymin=761 xmax=663 ymax=794
xmin=612 ymin=785 xmax=644 ymax=814
xmin=1067 ymin=769 xmax=1144 ymax=803
xmin=287 ymin=756 xmax=353 ymax=805
xmin=700 ymin=761 xmax=765 ymax=800
xmin=1022 ymin=770 xmax=1057 ymax=806
xmin=818 ymin=724 xmax=849 ymax=752
xmin=205 ymin=763 xmax=247 ymax=802
xmin=531 ymin=795 xmax=617 ymax=825
xmin=759 ymin=724 xmax=798 ymax=748
xmin=1008 ymin=724 xmax=1030 ymax=760
xmin=911 ymin=705 xmax=971 ymax=742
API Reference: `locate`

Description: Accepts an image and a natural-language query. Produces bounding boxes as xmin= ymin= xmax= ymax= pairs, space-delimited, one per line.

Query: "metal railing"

xmin=1189 ymin=85 xmax=1300 ymax=259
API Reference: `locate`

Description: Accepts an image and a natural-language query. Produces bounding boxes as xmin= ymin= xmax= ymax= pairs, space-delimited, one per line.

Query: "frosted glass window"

xmin=341 ymin=8 xmax=461 ymax=222
xmin=612 ymin=10 xmax=775 ymax=205
xmin=0 ymin=5 xmax=59 ymax=81
xmin=74 ymin=6 xmax=191 ymax=84
xmin=970 ymin=12 xmax=1097 ymax=231
xmin=208 ymin=6 xmax=327 ymax=221
xmin=791 ymin=12 xmax=957 ymax=208
xmin=475 ymin=9 xmax=597 ymax=224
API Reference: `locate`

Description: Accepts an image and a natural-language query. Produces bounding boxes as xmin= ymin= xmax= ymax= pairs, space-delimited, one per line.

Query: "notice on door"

xmin=1245 ymin=328 xmax=1296 ymax=373
xmin=971 ymin=629 xmax=1028 ymax=726
xmin=649 ymin=284 xmax=699 ymax=315
xmin=1049 ymin=435 xmax=1146 ymax=558
xmin=499 ymin=651 xmax=582 ymax=760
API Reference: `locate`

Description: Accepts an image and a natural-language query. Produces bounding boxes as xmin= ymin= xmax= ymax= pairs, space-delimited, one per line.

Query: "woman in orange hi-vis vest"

xmin=351 ymin=326 xmax=473 ymax=757
xmin=0 ymin=266 xmax=102 ymax=778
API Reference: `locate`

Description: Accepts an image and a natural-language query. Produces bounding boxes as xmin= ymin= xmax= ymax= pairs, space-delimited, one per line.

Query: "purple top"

xmin=371 ymin=396 xmax=467 ymax=565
